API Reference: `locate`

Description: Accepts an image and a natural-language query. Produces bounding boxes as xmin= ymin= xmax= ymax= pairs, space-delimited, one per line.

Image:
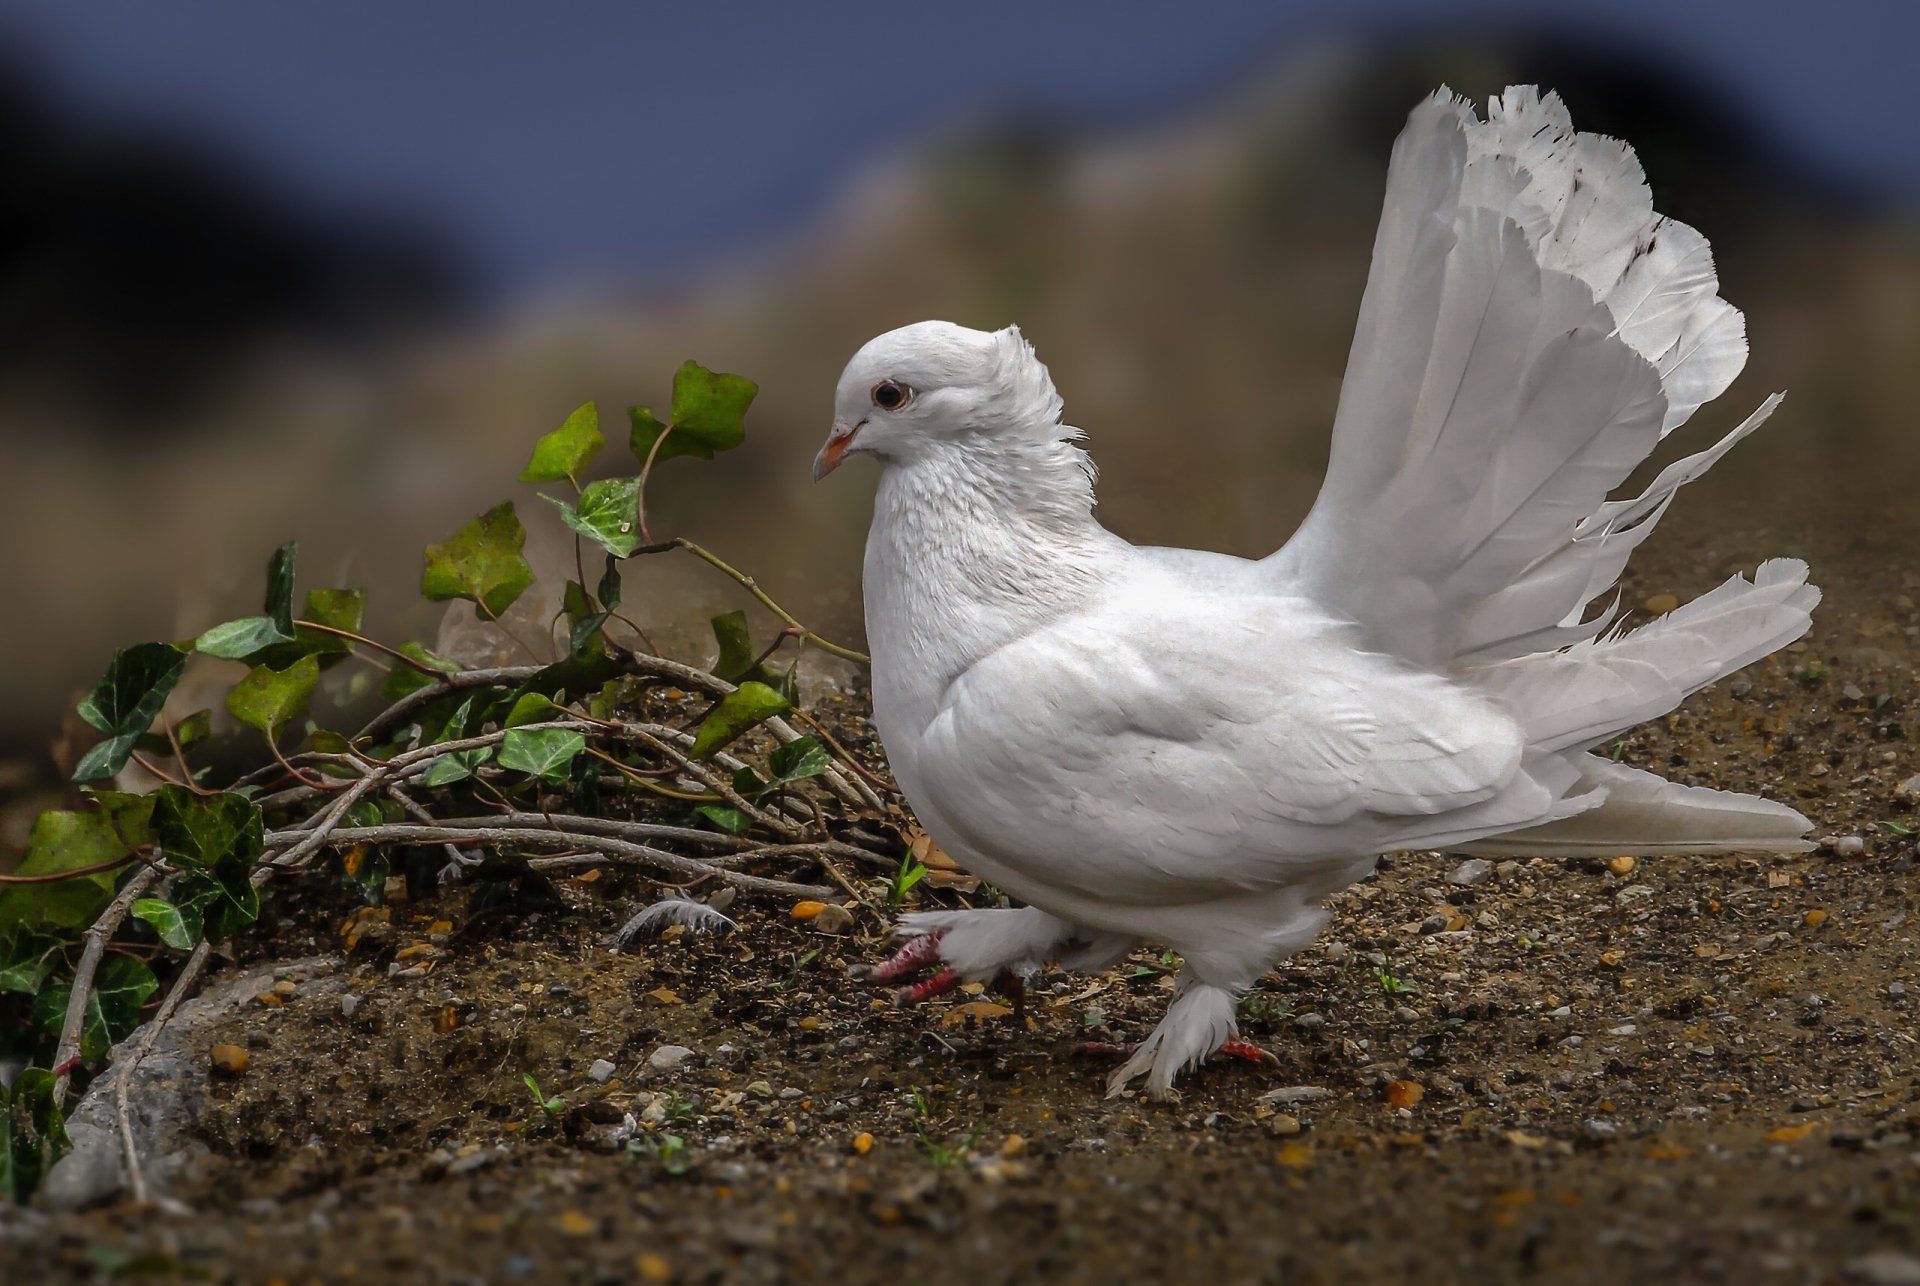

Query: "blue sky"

xmin=4 ymin=0 xmax=1914 ymax=300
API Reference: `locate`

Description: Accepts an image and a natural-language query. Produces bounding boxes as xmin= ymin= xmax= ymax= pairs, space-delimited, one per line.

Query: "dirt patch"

xmin=9 ymin=481 xmax=1920 ymax=1284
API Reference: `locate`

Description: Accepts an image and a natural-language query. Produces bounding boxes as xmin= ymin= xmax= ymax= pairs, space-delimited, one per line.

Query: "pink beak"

xmin=812 ymin=420 xmax=864 ymax=481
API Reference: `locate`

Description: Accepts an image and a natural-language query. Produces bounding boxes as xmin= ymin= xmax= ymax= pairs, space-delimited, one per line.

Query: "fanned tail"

xmin=1273 ymin=86 xmax=1820 ymax=859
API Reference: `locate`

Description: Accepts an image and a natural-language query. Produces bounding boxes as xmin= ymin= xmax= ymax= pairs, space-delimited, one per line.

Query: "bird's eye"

xmin=871 ymin=380 xmax=912 ymax=411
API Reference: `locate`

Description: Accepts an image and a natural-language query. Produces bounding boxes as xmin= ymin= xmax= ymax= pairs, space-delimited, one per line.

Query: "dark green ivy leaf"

xmin=37 ymin=955 xmax=158 ymax=1062
xmin=0 ymin=924 xmax=63 ymax=995
xmin=4 ymin=1066 xmax=71 ymax=1201
xmin=421 ymin=501 xmax=535 ymax=619
xmin=151 ymin=786 xmax=262 ymax=872
xmin=767 ymin=736 xmax=832 ymax=785
xmin=72 ymin=642 xmax=188 ymax=782
xmin=264 ymin=541 xmax=298 ymax=638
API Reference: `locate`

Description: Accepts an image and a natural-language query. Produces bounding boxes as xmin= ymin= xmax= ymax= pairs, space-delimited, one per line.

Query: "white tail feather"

xmin=1456 ymin=757 xmax=1813 ymax=856
xmin=1273 ymin=87 xmax=1818 ymax=858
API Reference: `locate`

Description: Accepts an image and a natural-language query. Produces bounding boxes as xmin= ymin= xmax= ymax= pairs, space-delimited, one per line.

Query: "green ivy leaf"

xmin=380 ymin=643 xmax=458 ymax=702
xmin=688 ymin=681 xmax=791 ymax=758
xmin=251 ymin=586 xmax=370 ymax=669
xmin=709 ymin=611 xmax=757 ymax=684
xmin=264 ymin=541 xmax=298 ymax=638
xmin=132 ymin=898 xmax=196 ymax=951
xmin=669 ymin=360 xmax=756 ymax=453
xmin=149 ymin=787 xmax=263 ymax=942
xmin=627 ymin=360 xmax=757 ymax=466
xmin=174 ymin=709 xmax=211 ymax=749
xmin=72 ymin=642 xmax=189 ymax=782
xmin=418 ymin=746 xmax=492 ymax=787
xmin=193 ymin=616 xmax=291 ymax=661
xmin=0 ymin=925 xmax=63 ymax=995
xmin=503 ymin=693 xmax=562 ymax=728
xmin=151 ymin=787 xmax=263 ymax=873
xmin=544 ymin=476 xmax=642 ymax=559
xmin=498 ymin=727 xmax=587 ymax=782
xmin=598 ymin=555 xmax=622 ymax=612
xmin=563 ymin=580 xmax=608 ymax=658
xmin=4 ymin=1066 xmax=71 ymax=1202
xmin=694 ymin=805 xmax=751 ymax=835
xmin=521 ymin=401 xmax=605 ymax=483
xmin=767 ymin=736 xmax=832 ymax=785
xmin=225 ymin=654 xmax=320 ymax=741
xmin=0 ymin=811 xmax=136 ymax=931
xmin=513 ymin=652 xmax=623 ymax=708
xmin=421 ymin=501 xmax=535 ymax=619
xmin=38 ymin=956 xmax=158 ymax=1062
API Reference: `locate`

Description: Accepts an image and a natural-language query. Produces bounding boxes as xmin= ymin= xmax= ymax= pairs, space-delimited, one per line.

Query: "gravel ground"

xmin=8 ymin=480 xmax=1920 ymax=1285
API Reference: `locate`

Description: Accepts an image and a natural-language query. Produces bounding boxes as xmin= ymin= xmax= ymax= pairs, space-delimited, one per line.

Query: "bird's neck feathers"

xmin=862 ymin=428 xmax=1115 ymax=726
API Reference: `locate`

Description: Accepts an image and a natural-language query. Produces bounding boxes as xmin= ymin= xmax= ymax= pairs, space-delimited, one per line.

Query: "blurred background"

xmin=2 ymin=0 xmax=1916 ymax=851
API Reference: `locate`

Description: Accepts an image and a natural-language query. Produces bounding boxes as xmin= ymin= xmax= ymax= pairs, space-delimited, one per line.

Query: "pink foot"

xmin=895 ymin=966 xmax=961 ymax=1004
xmin=1217 ymin=1040 xmax=1282 ymax=1067
xmin=853 ymin=930 xmax=947 ymax=983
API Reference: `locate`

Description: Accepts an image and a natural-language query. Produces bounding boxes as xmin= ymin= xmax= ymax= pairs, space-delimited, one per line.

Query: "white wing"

xmin=905 ymin=591 xmax=1529 ymax=907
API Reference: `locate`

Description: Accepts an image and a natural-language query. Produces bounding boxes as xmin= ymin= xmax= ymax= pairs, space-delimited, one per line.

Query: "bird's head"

xmin=812 ymin=321 xmax=1067 ymax=480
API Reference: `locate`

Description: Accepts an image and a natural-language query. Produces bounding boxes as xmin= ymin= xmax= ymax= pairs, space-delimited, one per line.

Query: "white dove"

xmin=812 ymin=86 xmax=1819 ymax=1099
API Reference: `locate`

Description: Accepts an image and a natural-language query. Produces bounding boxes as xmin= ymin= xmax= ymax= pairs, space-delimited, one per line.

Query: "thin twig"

xmin=53 ymin=867 xmax=160 ymax=1108
xmin=112 ymin=938 xmax=212 ymax=1202
xmin=294 ymin=620 xmax=448 ymax=675
xmin=285 ymin=822 xmax=832 ymax=897
xmin=0 ymin=853 xmax=141 ymax=885
xmin=668 ymin=538 xmax=869 ymax=663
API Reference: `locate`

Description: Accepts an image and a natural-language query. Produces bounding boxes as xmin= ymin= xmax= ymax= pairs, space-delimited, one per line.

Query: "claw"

xmin=895 ymin=966 xmax=960 ymax=1005
xmin=854 ymin=929 xmax=947 ymax=983
xmin=1217 ymin=1040 xmax=1281 ymax=1067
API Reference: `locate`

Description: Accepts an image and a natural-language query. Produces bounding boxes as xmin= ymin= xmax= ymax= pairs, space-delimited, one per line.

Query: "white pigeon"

xmin=812 ymin=86 xmax=1819 ymax=1099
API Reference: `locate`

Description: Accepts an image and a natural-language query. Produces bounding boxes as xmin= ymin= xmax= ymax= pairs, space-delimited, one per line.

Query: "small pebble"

xmin=1261 ymin=1086 xmax=1332 ymax=1105
xmin=1897 ymin=775 xmax=1920 ymax=801
xmin=1607 ymin=855 xmax=1636 ymax=877
xmin=1835 ymin=835 xmax=1866 ymax=858
xmin=809 ymin=904 xmax=856 ymax=935
xmin=1890 ymin=982 xmax=1908 ymax=998
xmin=339 ymin=994 xmax=361 ymax=1018
xmin=1293 ymin=1013 xmax=1326 ymax=1030
xmin=1642 ymin=593 xmax=1680 ymax=614
xmin=646 ymin=1045 xmax=696 ymax=1073
xmin=1446 ymin=859 xmax=1493 ymax=887
xmin=587 ymin=1059 xmax=617 ymax=1084
xmin=210 ymin=1044 xmax=250 ymax=1076
xmin=1265 ymin=1114 xmax=1302 ymax=1136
